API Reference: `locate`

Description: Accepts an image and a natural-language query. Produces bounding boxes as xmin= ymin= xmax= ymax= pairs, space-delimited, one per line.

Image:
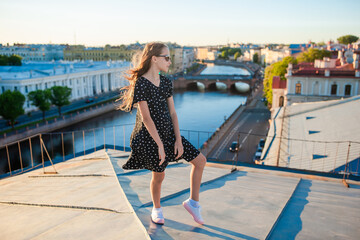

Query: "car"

xmin=85 ymin=98 xmax=94 ymax=103
xmin=253 ymin=147 xmax=262 ymax=162
xmin=258 ymin=139 xmax=265 ymax=150
xmin=229 ymin=141 xmax=239 ymax=152
xmin=261 ymin=97 xmax=267 ymax=102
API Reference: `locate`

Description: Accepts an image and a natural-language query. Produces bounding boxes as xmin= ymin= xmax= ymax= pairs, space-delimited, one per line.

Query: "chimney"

xmin=287 ymin=63 xmax=293 ymax=76
xmin=325 ymin=69 xmax=330 ymax=77
xmin=354 ymin=60 xmax=359 ymax=69
xmin=338 ymin=50 xmax=343 ymax=59
xmin=340 ymin=58 xmax=345 ymax=66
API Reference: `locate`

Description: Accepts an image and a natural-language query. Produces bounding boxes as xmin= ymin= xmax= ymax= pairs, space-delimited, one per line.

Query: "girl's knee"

xmin=152 ymin=171 xmax=165 ymax=182
xmin=192 ymin=153 xmax=207 ymax=168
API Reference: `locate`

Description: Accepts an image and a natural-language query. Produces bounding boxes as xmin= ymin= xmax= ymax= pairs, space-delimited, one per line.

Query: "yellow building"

xmin=169 ymin=48 xmax=184 ymax=74
xmin=64 ymin=45 xmax=136 ymax=61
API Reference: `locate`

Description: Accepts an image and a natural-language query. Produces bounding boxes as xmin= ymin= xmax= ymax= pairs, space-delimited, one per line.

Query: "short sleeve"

xmin=166 ymin=78 xmax=173 ymax=98
xmin=132 ymin=79 xmax=148 ymax=109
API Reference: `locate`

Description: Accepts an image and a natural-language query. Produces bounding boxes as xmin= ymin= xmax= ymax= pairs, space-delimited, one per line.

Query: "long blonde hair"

xmin=115 ymin=42 xmax=168 ymax=112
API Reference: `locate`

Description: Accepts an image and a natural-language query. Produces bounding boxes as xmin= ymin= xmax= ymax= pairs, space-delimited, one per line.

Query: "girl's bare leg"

xmin=189 ymin=153 xmax=207 ymax=201
xmin=150 ymin=171 xmax=165 ymax=208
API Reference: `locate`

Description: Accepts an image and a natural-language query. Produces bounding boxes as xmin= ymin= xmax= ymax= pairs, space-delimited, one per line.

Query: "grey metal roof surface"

xmin=0 ymin=149 xmax=359 ymax=240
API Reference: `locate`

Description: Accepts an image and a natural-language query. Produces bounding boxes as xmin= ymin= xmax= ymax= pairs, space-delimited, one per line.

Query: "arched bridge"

xmin=173 ymin=74 xmax=255 ymax=90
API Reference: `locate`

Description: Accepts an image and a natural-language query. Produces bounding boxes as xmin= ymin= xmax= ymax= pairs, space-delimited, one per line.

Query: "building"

xmin=168 ymin=47 xmax=196 ymax=74
xmin=0 ymin=61 xmax=129 ymax=113
xmin=0 ymin=44 xmax=66 ymax=61
xmin=262 ymin=95 xmax=360 ymax=173
xmin=271 ymin=52 xmax=360 ymax=111
xmin=261 ymin=47 xmax=291 ymax=66
xmin=64 ymin=45 xmax=135 ymax=62
xmin=195 ymin=47 xmax=218 ymax=61
xmin=182 ymin=47 xmax=195 ymax=71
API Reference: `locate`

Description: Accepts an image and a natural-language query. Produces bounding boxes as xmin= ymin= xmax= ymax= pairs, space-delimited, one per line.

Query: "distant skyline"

xmin=1 ymin=0 xmax=360 ymax=47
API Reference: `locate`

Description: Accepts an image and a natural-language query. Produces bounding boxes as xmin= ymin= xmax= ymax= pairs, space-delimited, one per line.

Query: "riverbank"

xmin=0 ymin=101 xmax=118 ymax=146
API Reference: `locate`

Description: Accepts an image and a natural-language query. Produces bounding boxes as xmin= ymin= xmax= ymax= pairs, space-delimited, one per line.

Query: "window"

xmin=295 ymin=83 xmax=301 ymax=94
xmin=25 ymin=86 xmax=28 ymax=93
xmin=345 ymin=85 xmax=351 ymax=96
xmin=331 ymin=84 xmax=337 ymax=95
xmin=14 ymin=86 xmax=18 ymax=91
xmin=45 ymin=83 xmax=47 ymax=89
xmin=279 ymin=96 xmax=284 ymax=107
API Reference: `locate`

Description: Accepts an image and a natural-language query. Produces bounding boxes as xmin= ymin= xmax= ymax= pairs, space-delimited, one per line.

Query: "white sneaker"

xmin=151 ymin=208 xmax=165 ymax=225
xmin=183 ymin=199 xmax=204 ymax=224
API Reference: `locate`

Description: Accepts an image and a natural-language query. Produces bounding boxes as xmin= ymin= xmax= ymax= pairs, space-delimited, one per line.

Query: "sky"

xmin=1 ymin=0 xmax=360 ymax=47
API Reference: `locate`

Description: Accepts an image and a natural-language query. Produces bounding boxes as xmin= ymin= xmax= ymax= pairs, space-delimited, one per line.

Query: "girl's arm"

xmin=167 ymin=96 xmax=184 ymax=158
xmin=137 ymin=101 xmax=166 ymax=165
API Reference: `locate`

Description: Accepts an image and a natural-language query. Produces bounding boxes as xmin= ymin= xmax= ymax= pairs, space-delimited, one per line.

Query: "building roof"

xmin=1 ymin=148 xmax=359 ymax=239
xmin=0 ymin=61 xmax=130 ymax=81
xmin=272 ymin=76 xmax=287 ymax=89
xmin=263 ymin=96 xmax=360 ymax=173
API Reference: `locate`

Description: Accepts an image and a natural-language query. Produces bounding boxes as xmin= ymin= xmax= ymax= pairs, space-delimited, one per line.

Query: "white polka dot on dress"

xmin=122 ymin=75 xmax=200 ymax=172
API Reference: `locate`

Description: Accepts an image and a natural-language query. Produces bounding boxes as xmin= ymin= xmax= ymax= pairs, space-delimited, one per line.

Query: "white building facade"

xmin=0 ymin=61 xmax=129 ymax=113
xmin=0 ymin=44 xmax=65 ymax=61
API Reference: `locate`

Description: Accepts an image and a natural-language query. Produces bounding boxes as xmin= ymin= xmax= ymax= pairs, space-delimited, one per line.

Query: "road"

xmin=208 ymin=87 xmax=270 ymax=164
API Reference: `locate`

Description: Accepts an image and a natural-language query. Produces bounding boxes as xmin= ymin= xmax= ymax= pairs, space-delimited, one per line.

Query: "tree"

xmin=0 ymin=54 xmax=22 ymax=66
xmin=296 ymin=48 xmax=331 ymax=63
xmin=337 ymin=35 xmax=359 ymax=44
xmin=28 ymin=89 xmax=52 ymax=121
xmin=253 ymin=53 xmax=259 ymax=63
xmin=263 ymin=56 xmax=297 ymax=107
xmin=221 ymin=50 xmax=229 ymax=59
xmin=0 ymin=90 xmax=25 ymax=129
xmin=49 ymin=86 xmax=72 ymax=117
xmin=234 ymin=52 xmax=241 ymax=61
xmin=8 ymin=55 xmax=22 ymax=66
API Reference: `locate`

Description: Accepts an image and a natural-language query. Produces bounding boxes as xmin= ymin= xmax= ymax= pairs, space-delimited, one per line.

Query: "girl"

xmin=117 ymin=42 xmax=207 ymax=225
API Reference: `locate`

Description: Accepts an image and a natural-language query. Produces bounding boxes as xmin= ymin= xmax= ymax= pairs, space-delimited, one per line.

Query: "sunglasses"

xmin=157 ymin=55 xmax=171 ymax=62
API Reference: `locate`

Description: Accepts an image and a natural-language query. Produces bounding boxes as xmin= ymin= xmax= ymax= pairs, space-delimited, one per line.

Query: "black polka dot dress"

xmin=122 ymin=75 xmax=200 ymax=172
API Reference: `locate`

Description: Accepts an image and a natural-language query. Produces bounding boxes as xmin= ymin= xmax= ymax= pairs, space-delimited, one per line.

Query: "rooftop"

xmin=1 ymin=149 xmax=359 ymax=239
xmin=0 ymin=61 xmax=130 ymax=81
xmin=263 ymin=96 xmax=360 ymax=173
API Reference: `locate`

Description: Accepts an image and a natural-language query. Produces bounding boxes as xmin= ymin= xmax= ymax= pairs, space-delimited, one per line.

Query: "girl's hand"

xmin=158 ymin=145 xmax=166 ymax=166
xmin=174 ymin=139 xmax=184 ymax=159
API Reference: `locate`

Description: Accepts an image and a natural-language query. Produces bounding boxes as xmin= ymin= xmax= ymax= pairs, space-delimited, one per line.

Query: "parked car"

xmin=229 ymin=141 xmax=239 ymax=152
xmin=261 ymin=97 xmax=267 ymax=102
xmin=253 ymin=147 xmax=262 ymax=162
xmin=85 ymin=97 xmax=94 ymax=103
xmin=258 ymin=139 xmax=265 ymax=150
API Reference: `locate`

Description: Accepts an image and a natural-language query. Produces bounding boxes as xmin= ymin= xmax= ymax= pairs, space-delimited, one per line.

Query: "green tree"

xmin=0 ymin=55 xmax=7 ymax=65
xmin=337 ymin=35 xmax=359 ymax=44
xmin=234 ymin=52 xmax=241 ymax=61
xmin=49 ymin=86 xmax=72 ymax=117
xmin=296 ymin=48 xmax=331 ymax=63
xmin=28 ymin=89 xmax=52 ymax=122
xmin=221 ymin=50 xmax=229 ymax=59
xmin=8 ymin=55 xmax=22 ymax=66
xmin=263 ymin=56 xmax=297 ymax=107
xmin=0 ymin=54 xmax=22 ymax=66
xmin=0 ymin=90 xmax=25 ymax=129
xmin=253 ymin=53 xmax=259 ymax=63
